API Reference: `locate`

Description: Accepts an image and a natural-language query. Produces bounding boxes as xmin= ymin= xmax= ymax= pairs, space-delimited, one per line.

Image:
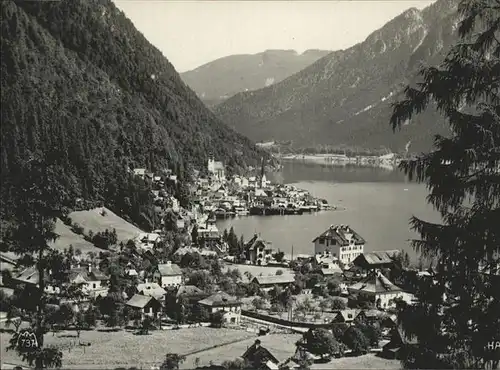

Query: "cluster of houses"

xmin=0 ymin=255 xmax=245 ymax=327
xmin=193 ymin=158 xmax=332 ymax=219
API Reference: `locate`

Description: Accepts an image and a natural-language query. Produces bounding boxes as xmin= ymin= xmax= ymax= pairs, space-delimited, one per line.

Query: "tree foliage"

xmin=303 ymin=328 xmax=343 ymax=358
xmin=160 ymin=353 xmax=186 ymax=370
xmin=390 ymin=1 xmax=500 ymax=368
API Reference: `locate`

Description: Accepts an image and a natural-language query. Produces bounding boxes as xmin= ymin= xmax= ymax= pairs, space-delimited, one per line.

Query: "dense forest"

xmin=0 ymin=0 xmax=269 ymax=231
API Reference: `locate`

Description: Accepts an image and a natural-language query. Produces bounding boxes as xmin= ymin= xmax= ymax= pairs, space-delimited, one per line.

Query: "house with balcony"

xmin=244 ymin=234 xmax=275 ymax=265
xmin=152 ymin=262 xmax=183 ymax=288
xmin=198 ymin=292 xmax=242 ymax=325
xmin=312 ymin=225 xmax=365 ymax=265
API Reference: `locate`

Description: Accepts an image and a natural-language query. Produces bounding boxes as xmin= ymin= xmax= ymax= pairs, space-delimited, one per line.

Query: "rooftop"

xmin=245 ymin=234 xmax=273 ymax=251
xmin=198 ymin=292 xmax=241 ymax=307
xmin=348 ymin=271 xmax=402 ymax=294
xmin=353 ymin=250 xmax=401 ymax=267
xmin=126 ymin=294 xmax=157 ymax=309
xmin=252 ymin=274 xmax=296 ymax=286
xmin=137 ymin=282 xmax=167 ymax=298
xmin=157 ymin=262 xmax=182 ymax=276
xmin=312 ymin=224 xmax=365 ymax=245
xmin=176 ymin=284 xmax=204 ymax=297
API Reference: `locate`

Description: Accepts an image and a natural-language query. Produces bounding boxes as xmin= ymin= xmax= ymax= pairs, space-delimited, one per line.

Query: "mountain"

xmin=214 ymin=0 xmax=460 ymax=154
xmin=181 ymin=49 xmax=331 ymax=107
xmin=0 ymin=0 xmax=269 ymax=230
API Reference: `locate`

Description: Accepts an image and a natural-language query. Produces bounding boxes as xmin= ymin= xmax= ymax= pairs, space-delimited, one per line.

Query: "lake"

xmin=216 ymin=161 xmax=441 ymax=262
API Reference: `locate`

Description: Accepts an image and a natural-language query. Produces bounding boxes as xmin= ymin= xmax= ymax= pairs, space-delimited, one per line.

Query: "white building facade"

xmin=312 ymin=225 xmax=365 ymax=265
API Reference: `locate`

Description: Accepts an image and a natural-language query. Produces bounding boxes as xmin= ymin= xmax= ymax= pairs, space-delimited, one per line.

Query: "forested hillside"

xmin=0 ymin=0 xmax=269 ymax=231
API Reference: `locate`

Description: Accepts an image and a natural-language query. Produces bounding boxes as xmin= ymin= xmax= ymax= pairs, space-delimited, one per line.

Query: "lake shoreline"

xmin=277 ymin=154 xmax=400 ymax=171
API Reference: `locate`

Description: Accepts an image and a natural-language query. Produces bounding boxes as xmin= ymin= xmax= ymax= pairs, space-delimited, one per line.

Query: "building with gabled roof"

xmin=312 ymin=225 xmax=365 ymax=265
xmin=352 ymin=250 xmax=401 ymax=270
xmin=348 ymin=271 xmax=413 ymax=309
xmin=331 ymin=309 xmax=362 ymax=324
xmin=125 ymin=294 xmax=162 ymax=318
xmin=13 ymin=264 xmax=109 ymax=298
xmin=12 ymin=267 xmax=58 ymax=293
xmin=137 ymin=282 xmax=167 ymax=301
xmin=69 ymin=264 xmax=109 ymax=298
xmin=251 ymin=274 xmax=295 ymax=291
xmin=244 ymin=234 xmax=274 ymax=265
xmin=198 ymin=292 xmax=242 ymax=325
xmin=153 ymin=261 xmax=183 ymax=288
xmin=176 ymin=284 xmax=204 ymax=298
xmin=241 ymin=339 xmax=280 ymax=369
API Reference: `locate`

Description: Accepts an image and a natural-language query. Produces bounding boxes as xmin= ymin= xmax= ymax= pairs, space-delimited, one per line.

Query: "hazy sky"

xmin=115 ymin=0 xmax=435 ymax=73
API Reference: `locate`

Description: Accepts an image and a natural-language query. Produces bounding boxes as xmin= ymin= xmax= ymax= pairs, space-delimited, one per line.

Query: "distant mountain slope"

xmin=214 ymin=0 xmax=459 ymax=153
xmin=0 ymin=0 xmax=269 ymax=229
xmin=181 ymin=49 xmax=331 ymax=107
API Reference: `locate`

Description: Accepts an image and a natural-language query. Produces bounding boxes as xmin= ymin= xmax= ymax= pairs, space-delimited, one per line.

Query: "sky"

xmin=115 ymin=0 xmax=436 ymax=73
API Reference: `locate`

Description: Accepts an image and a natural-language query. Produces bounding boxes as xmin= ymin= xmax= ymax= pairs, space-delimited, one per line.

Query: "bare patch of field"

xmin=311 ymin=353 xmax=401 ymax=369
xmin=68 ymin=207 xmax=143 ymax=242
xmin=1 ymin=327 xmax=254 ymax=368
xmin=182 ymin=333 xmax=301 ymax=369
xmin=49 ymin=219 xmax=102 ymax=255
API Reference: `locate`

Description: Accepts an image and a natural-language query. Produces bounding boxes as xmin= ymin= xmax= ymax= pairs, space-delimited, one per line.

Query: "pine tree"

xmin=5 ymin=158 xmax=67 ymax=368
xmin=390 ymin=1 xmax=500 ymax=368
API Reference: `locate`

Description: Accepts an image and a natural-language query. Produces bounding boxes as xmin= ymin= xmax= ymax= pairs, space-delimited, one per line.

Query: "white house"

xmin=69 ymin=264 xmax=110 ymax=298
xmin=312 ymin=224 xmax=365 ymax=265
xmin=153 ymin=262 xmax=183 ymax=288
xmin=348 ymin=271 xmax=413 ymax=309
xmin=198 ymin=292 xmax=242 ymax=325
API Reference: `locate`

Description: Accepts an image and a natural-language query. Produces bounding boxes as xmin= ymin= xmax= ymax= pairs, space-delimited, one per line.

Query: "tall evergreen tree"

xmin=5 ymin=158 xmax=66 ymax=368
xmin=390 ymin=1 xmax=500 ymax=368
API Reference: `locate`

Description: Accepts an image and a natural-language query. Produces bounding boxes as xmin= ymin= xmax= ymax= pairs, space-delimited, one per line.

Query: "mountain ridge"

xmin=214 ymin=0 xmax=459 ymax=153
xmin=181 ymin=49 xmax=331 ymax=107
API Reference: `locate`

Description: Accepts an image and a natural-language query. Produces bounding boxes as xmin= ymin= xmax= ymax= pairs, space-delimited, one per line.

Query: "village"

xmin=0 ymin=158 xmax=429 ymax=369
